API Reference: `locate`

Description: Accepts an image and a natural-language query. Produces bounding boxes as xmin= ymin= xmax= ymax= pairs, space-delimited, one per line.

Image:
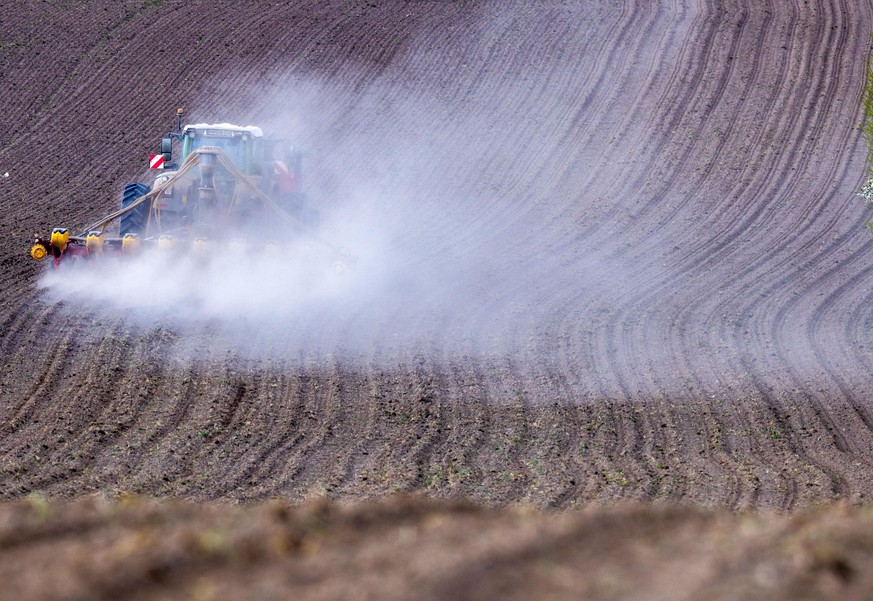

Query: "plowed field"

xmin=3 ymin=0 xmax=873 ymax=597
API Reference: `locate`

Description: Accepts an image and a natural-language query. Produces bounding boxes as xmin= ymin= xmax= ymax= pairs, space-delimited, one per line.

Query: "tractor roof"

xmin=183 ymin=123 xmax=264 ymax=137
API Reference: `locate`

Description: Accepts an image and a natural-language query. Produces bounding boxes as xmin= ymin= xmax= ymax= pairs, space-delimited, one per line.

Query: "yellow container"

xmin=158 ymin=235 xmax=174 ymax=251
xmin=85 ymin=231 xmax=104 ymax=255
xmin=122 ymin=233 xmax=140 ymax=254
xmin=50 ymin=227 xmax=69 ymax=252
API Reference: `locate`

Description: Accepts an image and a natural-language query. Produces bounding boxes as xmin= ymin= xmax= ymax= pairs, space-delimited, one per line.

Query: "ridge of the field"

xmin=2 ymin=0 xmax=873 ymax=510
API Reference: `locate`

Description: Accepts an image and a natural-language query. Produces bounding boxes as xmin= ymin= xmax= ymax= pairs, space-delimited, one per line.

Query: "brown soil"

xmin=2 ymin=0 xmax=873 ymax=598
xmin=4 ymin=494 xmax=873 ymax=601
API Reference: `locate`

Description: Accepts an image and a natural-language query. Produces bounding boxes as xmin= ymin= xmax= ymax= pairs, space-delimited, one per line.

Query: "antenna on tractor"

xmin=176 ymin=108 xmax=184 ymax=132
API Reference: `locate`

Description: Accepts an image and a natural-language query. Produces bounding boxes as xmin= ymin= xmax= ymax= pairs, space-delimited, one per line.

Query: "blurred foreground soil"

xmin=2 ymin=495 xmax=873 ymax=601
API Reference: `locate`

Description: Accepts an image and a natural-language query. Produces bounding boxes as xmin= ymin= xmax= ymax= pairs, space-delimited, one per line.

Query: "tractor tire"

xmin=120 ymin=182 xmax=151 ymax=237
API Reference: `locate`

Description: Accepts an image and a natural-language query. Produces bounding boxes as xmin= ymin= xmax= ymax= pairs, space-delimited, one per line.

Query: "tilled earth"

xmin=3 ymin=0 xmax=873 ymax=598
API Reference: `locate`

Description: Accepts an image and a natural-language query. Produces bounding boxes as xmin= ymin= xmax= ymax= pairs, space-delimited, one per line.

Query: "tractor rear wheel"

xmin=120 ymin=183 xmax=151 ymax=237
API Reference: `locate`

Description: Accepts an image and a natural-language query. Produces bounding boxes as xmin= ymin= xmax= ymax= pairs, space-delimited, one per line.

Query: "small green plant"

xmin=858 ymin=55 xmax=873 ymax=217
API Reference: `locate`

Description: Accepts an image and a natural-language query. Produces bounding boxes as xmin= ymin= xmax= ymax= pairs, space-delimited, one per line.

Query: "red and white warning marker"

xmin=149 ymin=154 xmax=165 ymax=169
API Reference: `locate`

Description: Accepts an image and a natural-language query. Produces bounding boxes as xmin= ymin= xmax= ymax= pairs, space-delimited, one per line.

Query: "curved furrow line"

xmin=446 ymin=1 xmax=678 ymax=243
xmin=656 ymin=398 xmax=724 ymax=503
xmin=773 ymin=392 xmax=851 ymax=503
xmin=308 ymin=16 xmax=408 ymax=89
xmin=770 ymin=392 xmax=847 ymax=506
xmin=0 ymin=321 xmax=80 ymax=438
xmin=603 ymin=400 xmax=661 ymax=503
xmin=239 ymin=367 xmax=337 ymax=499
xmin=577 ymin=400 xmax=627 ymax=502
xmin=444 ymin=362 xmax=490 ymax=500
xmin=515 ymin=3 xmax=691 ymax=238
xmin=654 ymin=400 xmax=738 ymax=505
xmin=793 ymin=249 xmax=872 ymax=426
xmin=690 ymin=0 xmax=849 ymax=264
xmin=719 ymin=197 xmax=863 ymax=373
xmin=735 ymin=338 xmax=851 ymax=500
xmin=628 ymin=2 xmax=817 ymax=279
xmin=843 ymin=282 xmax=873 ymax=381
xmin=735 ymin=395 xmax=804 ymax=509
xmin=727 ymin=3 xmax=854 ymax=267
xmin=689 ymin=192 xmax=863 ymax=407
xmin=0 ymin=304 xmax=47 ymax=365
xmin=384 ymin=357 xmax=453 ymax=494
xmin=523 ymin=401 xmax=583 ymax=507
xmin=207 ymin=369 xmax=295 ymax=497
xmin=346 ymin=369 xmax=432 ymax=496
xmin=584 ymin=0 xmax=735 ymax=199
xmin=416 ymin=363 xmax=480 ymax=499
xmin=624 ymin=402 xmax=663 ymax=501
xmin=470 ymin=358 xmax=536 ymax=503
xmin=259 ymin=363 xmax=352 ymax=498
xmin=536 ymin=414 xmax=591 ymax=509
xmin=313 ymin=371 xmax=374 ymax=496
xmin=176 ymin=369 xmax=262 ymax=497
xmin=10 ymin=324 xmax=139 ymax=495
xmin=567 ymin=404 xmax=602 ymax=502
xmin=0 ymin=6 xmax=137 ymax=156
xmin=617 ymin=401 xmax=671 ymax=501
xmin=77 ymin=330 xmax=190 ymax=490
xmin=800 ymin=230 xmax=871 ymax=384
xmin=629 ymin=0 xmax=756 ymax=202
xmin=531 ymin=358 xmax=595 ymax=507
xmin=206 ymin=368 xmax=307 ymax=500
xmin=330 ymin=364 xmax=394 ymax=497
xmin=686 ymin=399 xmax=749 ymax=507
xmin=19 ymin=328 xmax=176 ymax=494
xmin=805 ymin=253 xmax=873 ymax=424
xmin=710 ymin=402 xmax=770 ymax=507
xmin=666 ymin=400 xmax=749 ymax=507
xmin=546 ymin=7 xmax=749 ymax=397
xmin=591 ymin=4 xmax=774 ymax=298
xmin=615 ymin=0 xmax=773 ymax=246
xmin=111 ymin=361 xmax=201 ymax=490
xmin=461 ymin=369 xmax=506 ymax=504
xmin=722 ymin=258 xmax=859 ymax=501
xmin=521 ymin=2 xmax=658 ymax=151
xmin=17 ymin=24 xmax=177 ymax=141
xmin=608 ymin=2 xmax=856 ymax=404
xmin=385 ymin=4 xmax=504 ymax=100
xmin=0 ymin=326 xmax=91 ymax=497
xmin=709 ymin=318 xmax=850 ymax=480
xmin=751 ymin=229 xmax=869 ymax=451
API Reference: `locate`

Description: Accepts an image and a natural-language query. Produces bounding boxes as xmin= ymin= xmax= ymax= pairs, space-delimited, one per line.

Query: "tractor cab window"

xmin=181 ymin=130 xmax=252 ymax=171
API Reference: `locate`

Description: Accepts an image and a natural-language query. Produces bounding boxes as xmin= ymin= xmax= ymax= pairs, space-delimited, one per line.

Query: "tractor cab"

xmin=176 ymin=124 xmax=263 ymax=175
xmin=144 ymin=111 xmax=314 ymax=232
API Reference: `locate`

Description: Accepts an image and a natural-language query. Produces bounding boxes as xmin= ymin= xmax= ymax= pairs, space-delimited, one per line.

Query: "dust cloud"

xmin=37 ymin=77 xmax=618 ymax=364
xmin=36 ymin=6 xmax=656 ymax=367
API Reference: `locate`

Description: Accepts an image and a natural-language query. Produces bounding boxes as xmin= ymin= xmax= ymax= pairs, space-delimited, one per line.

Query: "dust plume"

xmin=36 ymin=34 xmax=641 ymax=364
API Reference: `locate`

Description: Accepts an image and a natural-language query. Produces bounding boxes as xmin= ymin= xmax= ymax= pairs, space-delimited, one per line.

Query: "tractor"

xmin=30 ymin=109 xmax=343 ymax=268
